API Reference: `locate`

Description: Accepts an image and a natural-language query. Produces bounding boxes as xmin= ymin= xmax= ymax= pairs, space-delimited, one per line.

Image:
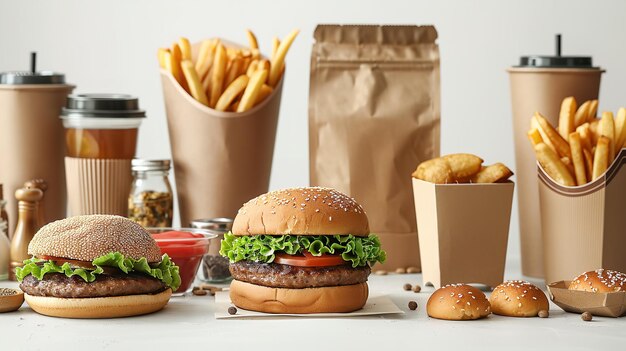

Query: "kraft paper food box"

xmin=547 ymin=281 xmax=626 ymax=317
xmin=538 ymin=149 xmax=626 ymax=284
xmin=412 ymin=178 xmax=514 ymax=289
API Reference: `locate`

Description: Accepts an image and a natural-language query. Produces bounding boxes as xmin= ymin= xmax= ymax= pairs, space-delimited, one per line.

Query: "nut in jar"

xmin=128 ymin=159 xmax=174 ymax=227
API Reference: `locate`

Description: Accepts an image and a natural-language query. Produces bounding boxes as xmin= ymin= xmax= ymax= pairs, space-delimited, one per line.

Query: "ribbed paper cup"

xmin=160 ymin=40 xmax=283 ymax=226
xmin=65 ymin=157 xmax=132 ymax=216
xmin=538 ymin=149 xmax=626 ymax=283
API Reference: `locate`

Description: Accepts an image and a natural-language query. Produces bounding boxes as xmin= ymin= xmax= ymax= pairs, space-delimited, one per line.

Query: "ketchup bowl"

xmin=147 ymin=228 xmax=217 ymax=296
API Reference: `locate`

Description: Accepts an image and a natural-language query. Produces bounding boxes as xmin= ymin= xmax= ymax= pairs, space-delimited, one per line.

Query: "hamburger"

xmin=15 ymin=215 xmax=180 ymax=318
xmin=219 ymin=187 xmax=386 ymax=313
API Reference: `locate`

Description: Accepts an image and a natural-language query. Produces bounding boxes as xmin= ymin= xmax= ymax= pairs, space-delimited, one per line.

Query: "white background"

xmin=2 ymin=0 xmax=626 ymax=266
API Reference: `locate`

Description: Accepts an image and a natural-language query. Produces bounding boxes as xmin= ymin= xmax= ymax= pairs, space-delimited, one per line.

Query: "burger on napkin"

xmin=220 ymin=187 xmax=386 ymax=313
xmin=15 ymin=215 xmax=180 ymax=318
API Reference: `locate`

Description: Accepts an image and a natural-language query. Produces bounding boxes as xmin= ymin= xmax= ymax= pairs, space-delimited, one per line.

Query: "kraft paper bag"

xmin=309 ymin=25 xmax=440 ymax=271
xmin=507 ymin=67 xmax=603 ymax=278
xmin=412 ymin=178 xmax=514 ymax=289
xmin=0 ymin=84 xmax=74 ymax=237
xmin=65 ymin=157 xmax=132 ymax=216
xmin=538 ymin=149 xmax=626 ymax=283
xmin=547 ymin=281 xmax=626 ymax=317
xmin=161 ymin=40 xmax=283 ymax=227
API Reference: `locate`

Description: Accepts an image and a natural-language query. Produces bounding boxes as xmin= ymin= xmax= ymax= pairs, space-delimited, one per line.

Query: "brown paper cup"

xmin=538 ymin=149 xmax=626 ymax=283
xmin=65 ymin=157 xmax=132 ymax=216
xmin=0 ymin=84 xmax=74 ymax=237
xmin=412 ymin=178 xmax=514 ymax=289
xmin=508 ymin=67 xmax=603 ymax=278
xmin=160 ymin=41 xmax=283 ymax=226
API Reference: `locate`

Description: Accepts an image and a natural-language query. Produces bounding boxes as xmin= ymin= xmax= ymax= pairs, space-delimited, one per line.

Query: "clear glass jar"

xmin=128 ymin=159 xmax=173 ymax=227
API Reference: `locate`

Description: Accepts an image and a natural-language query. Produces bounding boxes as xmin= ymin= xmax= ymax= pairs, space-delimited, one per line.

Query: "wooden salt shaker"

xmin=9 ymin=187 xmax=43 ymax=281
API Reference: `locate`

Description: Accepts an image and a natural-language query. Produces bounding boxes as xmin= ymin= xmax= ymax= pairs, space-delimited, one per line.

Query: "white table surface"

xmin=1 ymin=259 xmax=625 ymax=351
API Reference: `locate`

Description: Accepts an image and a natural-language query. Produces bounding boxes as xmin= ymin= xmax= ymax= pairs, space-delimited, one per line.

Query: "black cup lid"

xmin=0 ymin=52 xmax=66 ymax=84
xmin=61 ymin=94 xmax=146 ymax=118
xmin=0 ymin=71 xmax=65 ymax=84
xmin=516 ymin=34 xmax=598 ymax=69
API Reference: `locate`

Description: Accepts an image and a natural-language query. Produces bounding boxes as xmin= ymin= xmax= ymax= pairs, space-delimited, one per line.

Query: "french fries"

xmin=592 ymin=137 xmax=610 ymax=180
xmin=558 ymin=97 xmax=577 ymax=140
xmin=528 ymin=97 xmax=625 ymax=186
xmin=412 ymin=153 xmax=512 ymax=184
xmin=535 ymin=112 xmax=571 ymax=159
xmin=237 ymin=69 xmax=268 ymax=112
xmin=569 ymin=132 xmax=587 ymax=185
xmin=534 ymin=143 xmax=576 ymax=186
xmin=159 ymin=30 xmax=297 ymax=113
xmin=269 ymin=29 xmax=299 ymax=87
xmin=216 ymin=75 xmax=249 ymax=112
xmin=181 ymin=60 xmax=209 ymax=106
xmin=615 ymin=108 xmax=626 ymax=154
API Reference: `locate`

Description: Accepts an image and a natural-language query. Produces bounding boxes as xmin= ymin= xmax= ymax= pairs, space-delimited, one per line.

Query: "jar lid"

xmin=61 ymin=94 xmax=146 ymax=118
xmin=132 ymin=159 xmax=170 ymax=172
xmin=0 ymin=53 xmax=66 ymax=85
xmin=190 ymin=218 xmax=233 ymax=232
xmin=516 ymin=34 xmax=598 ymax=69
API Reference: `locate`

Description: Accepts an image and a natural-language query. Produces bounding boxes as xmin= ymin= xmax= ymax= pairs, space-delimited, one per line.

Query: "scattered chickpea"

xmin=581 ymin=311 xmax=593 ymax=322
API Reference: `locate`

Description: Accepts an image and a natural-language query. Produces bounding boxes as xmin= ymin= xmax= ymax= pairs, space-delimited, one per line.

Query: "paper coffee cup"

xmin=507 ymin=35 xmax=604 ymax=278
xmin=65 ymin=157 xmax=132 ymax=216
xmin=160 ymin=40 xmax=283 ymax=226
xmin=0 ymin=68 xmax=74 ymax=237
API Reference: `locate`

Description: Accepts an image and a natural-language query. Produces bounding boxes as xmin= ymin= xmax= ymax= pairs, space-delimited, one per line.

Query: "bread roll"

xmin=569 ymin=269 xmax=626 ymax=293
xmin=489 ymin=281 xmax=548 ymax=317
xmin=427 ymin=284 xmax=490 ymax=320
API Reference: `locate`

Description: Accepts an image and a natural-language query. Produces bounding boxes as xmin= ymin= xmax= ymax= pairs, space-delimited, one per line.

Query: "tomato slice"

xmin=38 ymin=256 xmax=95 ymax=269
xmin=274 ymin=251 xmax=346 ymax=267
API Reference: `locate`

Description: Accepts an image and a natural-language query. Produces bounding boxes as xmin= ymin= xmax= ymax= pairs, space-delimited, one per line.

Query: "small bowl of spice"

xmin=0 ymin=288 xmax=24 ymax=313
xmin=147 ymin=228 xmax=217 ymax=296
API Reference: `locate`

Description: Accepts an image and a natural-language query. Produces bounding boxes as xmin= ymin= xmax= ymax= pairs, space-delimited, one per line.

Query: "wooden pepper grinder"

xmin=24 ymin=179 xmax=48 ymax=229
xmin=9 ymin=187 xmax=43 ymax=281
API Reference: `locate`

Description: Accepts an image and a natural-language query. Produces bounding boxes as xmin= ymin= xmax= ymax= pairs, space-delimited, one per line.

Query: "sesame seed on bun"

xmin=569 ymin=269 xmax=626 ymax=293
xmin=489 ymin=281 xmax=549 ymax=317
xmin=28 ymin=215 xmax=162 ymax=262
xmin=426 ymin=284 xmax=491 ymax=320
xmin=232 ymin=187 xmax=369 ymax=236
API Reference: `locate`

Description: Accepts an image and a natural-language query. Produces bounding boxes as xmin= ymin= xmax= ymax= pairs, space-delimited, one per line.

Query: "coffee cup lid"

xmin=0 ymin=52 xmax=66 ymax=84
xmin=61 ymin=94 xmax=146 ymax=118
xmin=516 ymin=34 xmax=598 ymax=69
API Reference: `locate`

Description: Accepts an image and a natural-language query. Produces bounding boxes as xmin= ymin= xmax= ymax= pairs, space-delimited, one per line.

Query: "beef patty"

xmin=230 ymin=261 xmax=370 ymax=289
xmin=20 ymin=272 xmax=167 ymax=298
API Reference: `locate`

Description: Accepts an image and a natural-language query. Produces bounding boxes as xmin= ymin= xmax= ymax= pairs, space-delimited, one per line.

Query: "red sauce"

xmin=152 ymin=231 xmax=208 ymax=293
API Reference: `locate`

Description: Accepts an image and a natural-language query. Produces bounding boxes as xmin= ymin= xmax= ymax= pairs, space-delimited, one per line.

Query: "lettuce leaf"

xmin=219 ymin=233 xmax=386 ymax=268
xmin=15 ymin=252 xmax=181 ymax=291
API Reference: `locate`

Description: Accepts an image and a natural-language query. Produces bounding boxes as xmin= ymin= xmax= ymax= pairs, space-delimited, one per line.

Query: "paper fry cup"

xmin=538 ymin=149 xmax=626 ymax=283
xmin=160 ymin=41 xmax=283 ymax=226
xmin=65 ymin=157 xmax=132 ymax=216
xmin=412 ymin=178 xmax=514 ymax=289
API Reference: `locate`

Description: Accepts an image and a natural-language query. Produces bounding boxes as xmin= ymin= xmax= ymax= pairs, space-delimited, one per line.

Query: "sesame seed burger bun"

xmin=229 ymin=280 xmax=368 ymax=314
xmin=427 ymin=284 xmax=491 ymax=320
xmin=28 ymin=215 xmax=162 ymax=262
xmin=232 ymin=187 xmax=369 ymax=236
xmin=569 ymin=269 xmax=626 ymax=293
xmin=489 ymin=281 xmax=548 ymax=317
xmin=24 ymin=289 xmax=171 ymax=319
